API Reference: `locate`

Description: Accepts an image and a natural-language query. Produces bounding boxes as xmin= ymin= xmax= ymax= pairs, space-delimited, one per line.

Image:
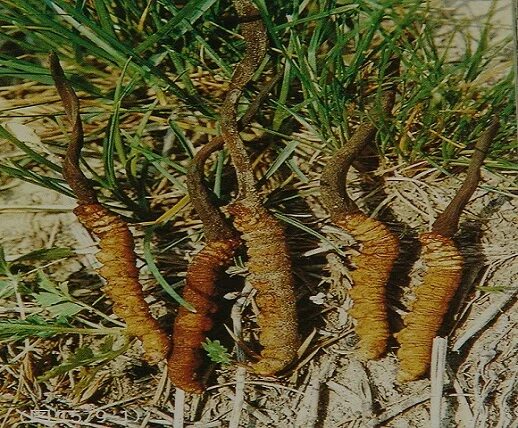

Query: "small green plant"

xmin=202 ymin=338 xmax=232 ymax=366
xmin=38 ymin=337 xmax=128 ymax=382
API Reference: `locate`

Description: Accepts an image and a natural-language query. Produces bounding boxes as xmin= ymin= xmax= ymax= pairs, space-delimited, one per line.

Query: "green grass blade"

xmin=135 ymin=0 xmax=219 ymax=54
xmin=143 ymin=227 xmax=194 ymax=311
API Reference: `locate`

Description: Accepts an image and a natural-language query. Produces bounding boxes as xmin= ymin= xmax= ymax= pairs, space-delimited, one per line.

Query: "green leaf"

xmin=0 ymin=279 xmax=15 ymax=299
xmin=47 ymin=302 xmax=83 ymax=318
xmin=38 ymin=338 xmax=127 ymax=382
xmin=38 ymin=346 xmax=95 ymax=381
xmin=202 ymin=339 xmax=231 ymax=365
xmin=143 ymin=227 xmax=194 ymax=311
xmin=0 ymin=124 xmax=62 ymax=173
xmin=37 ymin=271 xmax=60 ymax=294
xmin=264 ymin=140 xmax=299 ymax=179
xmin=0 ymin=246 xmax=9 ymax=275
xmin=0 ymin=315 xmax=72 ymax=340
xmin=33 ymin=291 xmax=66 ymax=307
xmin=33 ymin=272 xmax=83 ymax=317
xmin=135 ymin=0 xmax=219 ymax=53
xmin=13 ymin=247 xmax=73 ymax=263
xmin=167 ymin=119 xmax=195 ymax=159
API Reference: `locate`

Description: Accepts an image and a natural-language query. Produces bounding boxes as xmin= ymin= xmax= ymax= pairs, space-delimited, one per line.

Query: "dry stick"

xmin=222 ymin=0 xmax=299 ymax=376
xmin=49 ymin=52 xmax=170 ymax=364
xmin=167 ymin=75 xmax=280 ymax=393
xmin=319 ymin=68 xmax=398 ymax=361
xmin=396 ymin=118 xmax=499 ymax=382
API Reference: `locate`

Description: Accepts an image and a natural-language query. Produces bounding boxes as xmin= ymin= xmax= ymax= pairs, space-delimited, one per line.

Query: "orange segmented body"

xmin=396 ymin=232 xmax=463 ymax=382
xmin=168 ymin=238 xmax=241 ymax=393
xmin=395 ymin=118 xmax=497 ymax=382
xmin=335 ymin=213 xmax=399 ymax=360
xmin=50 ymin=53 xmax=170 ymax=365
xmin=74 ymin=204 xmax=170 ymax=364
xmin=218 ymin=0 xmax=300 ymax=376
xmin=228 ymin=203 xmax=299 ymax=375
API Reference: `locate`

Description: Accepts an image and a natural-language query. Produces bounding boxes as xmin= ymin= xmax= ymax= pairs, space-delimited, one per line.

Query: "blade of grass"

xmin=143 ymin=227 xmax=194 ymax=311
xmin=135 ymin=0 xmax=219 ymax=54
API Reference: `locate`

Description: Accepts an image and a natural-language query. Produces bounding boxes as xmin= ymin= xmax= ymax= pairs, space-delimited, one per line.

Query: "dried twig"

xmin=49 ymin=52 xmax=169 ymax=364
xmin=430 ymin=337 xmax=448 ymax=428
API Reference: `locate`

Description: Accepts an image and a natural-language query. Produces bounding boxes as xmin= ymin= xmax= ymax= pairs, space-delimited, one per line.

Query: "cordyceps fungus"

xmin=220 ymin=0 xmax=299 ymax=376
xmin=167 ymin=75 xmax=280 ymax=393
xmin=167 ymin=137 xmax=240 ymax=392
xmin=396 ymin=117 xmax=499 ymax=382
xmin=319 ymin=60 xmax=399 ymax=361
xmin=49 ymin=53 xmax=170 ymax=364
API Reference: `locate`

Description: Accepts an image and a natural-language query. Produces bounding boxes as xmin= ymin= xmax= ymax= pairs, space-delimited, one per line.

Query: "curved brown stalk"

xmin=396 ymin=118 xmax=499 ymax=382
xmin=220 ymin=0 xmax=299 ymax=375
xmin=319 ymin=63 xmax=398 ymax=361
xmin=167 ymin=74 xmax=280 ymax=393
xmin=49 ymin=52 xmax=169 ymax=364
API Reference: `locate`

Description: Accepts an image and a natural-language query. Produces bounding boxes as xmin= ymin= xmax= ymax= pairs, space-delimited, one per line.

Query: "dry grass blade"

xmin=49 ymin=52 xmax=170 ymax=364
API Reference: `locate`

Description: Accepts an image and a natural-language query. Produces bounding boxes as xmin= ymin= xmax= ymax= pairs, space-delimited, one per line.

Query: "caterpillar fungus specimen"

xmin=167 ymin=75 xmax=280 ymax=393
xmin=49 ymin=53 xmax=170 ymax=364
xmin=320 ymin=61 xmax=399 ymax=361
xmin=396 ymin=118 xmax=499 ymax=382
xmin=220 ymin=0 xmax=299 ymax=376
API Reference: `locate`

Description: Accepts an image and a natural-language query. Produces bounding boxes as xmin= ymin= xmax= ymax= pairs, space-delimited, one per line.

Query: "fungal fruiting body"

xmin=334 ymin=213 xmax=399 ymax=360
xmin=320 ymin=85 xmax=398 ymax=360
xmin=216 ymin=0 xmax=299 ymax=375
xmin=396 ymin=232 xmax=462 ymax=382
xmin=228 ymin=203 xmax=299 ymax=375
xmin=168 ymin=72 xmax=282 ymax=391
xmin=50 ymin=53 xmax=169 ymax=364
xmin=75 ymin=204 xmax=171 ymax=363
xmin=167 ymin=134 xmax=242 ymax=392
xmin=395 ymin=118 xmax=499 ymax=382
xmin=168 ymin=238 xmax=240 ymax=392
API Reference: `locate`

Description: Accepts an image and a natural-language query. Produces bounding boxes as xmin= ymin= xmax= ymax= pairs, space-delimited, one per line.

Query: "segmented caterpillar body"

xmin=396 ymin=232 xmax=462 ymax=382
xmin=228 ymin=203 xmax=299 ymax=375
xmin=50 ymin=53 xmax=169 ymax=364
xmin=334 ymin=213 xmax=399 ymax=360
xmin=75 ymin=204 xmax=170 ymax=363
xmin=168 ymin=238 xmax=240 ymax=392
xmin=320 ymin=81 xmax=398 ymax=360
xmin=395 ymin=118 xmax=498 ymax=382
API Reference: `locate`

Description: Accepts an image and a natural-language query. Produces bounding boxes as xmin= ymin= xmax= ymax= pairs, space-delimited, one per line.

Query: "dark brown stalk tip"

xmin=432 ymin=117 xmax=499 ymax=237
xmin=49 ymin=52 xmax=97 ymax=205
